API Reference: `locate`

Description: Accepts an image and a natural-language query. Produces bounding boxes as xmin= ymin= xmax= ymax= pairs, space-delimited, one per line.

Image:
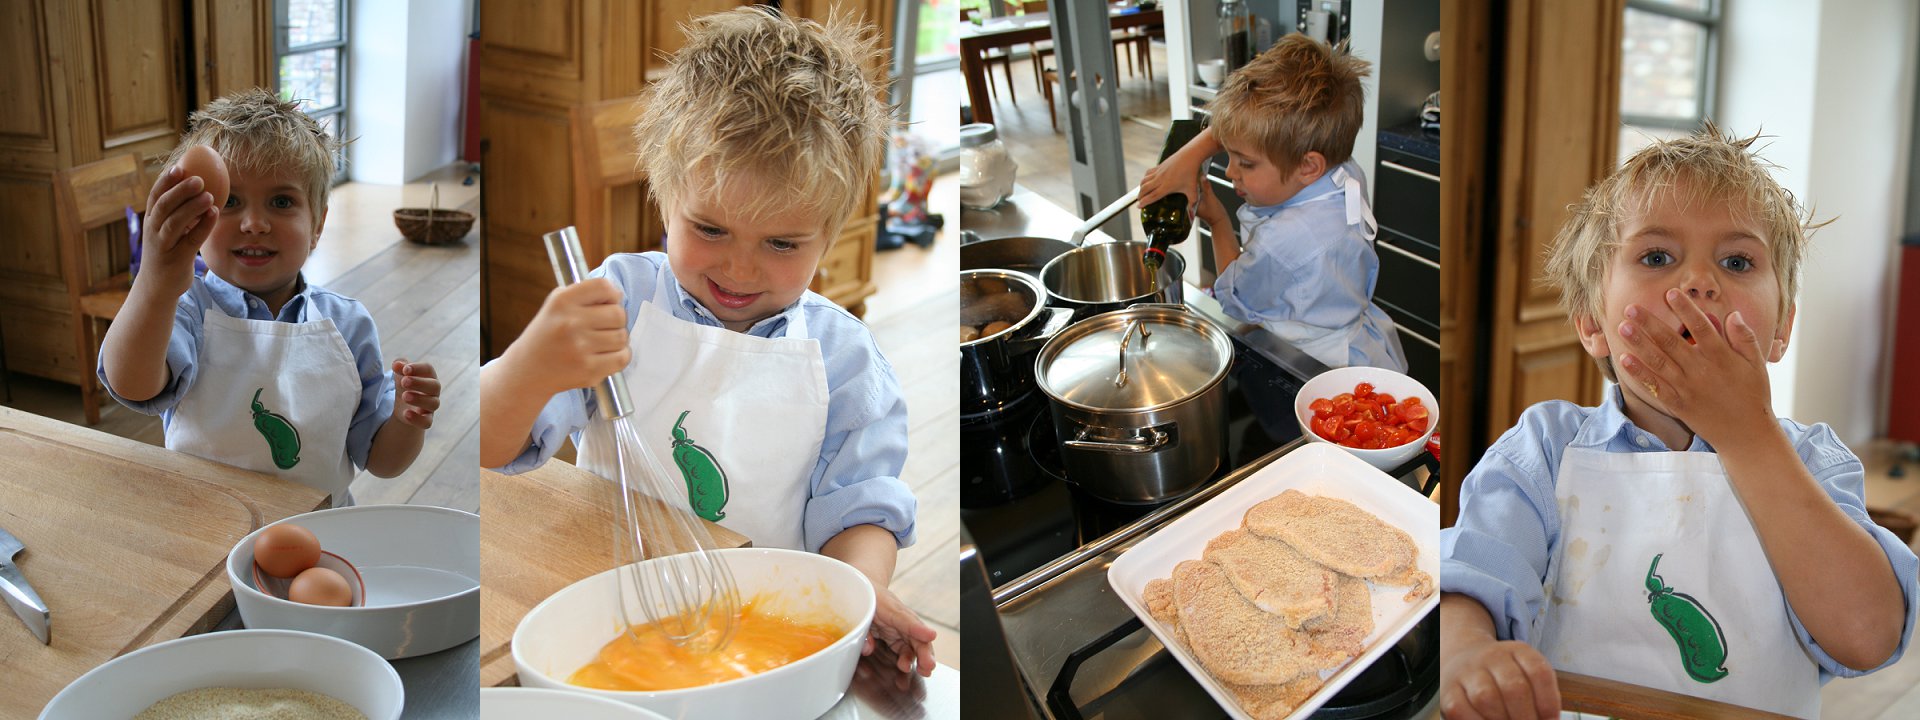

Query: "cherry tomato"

xmin=1306 ymin=382 xmax=1430 ymax=450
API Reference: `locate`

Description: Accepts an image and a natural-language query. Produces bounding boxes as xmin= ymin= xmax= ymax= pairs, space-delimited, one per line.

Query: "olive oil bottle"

xmin=1140 ymin=118 xmax=1207 ymax=271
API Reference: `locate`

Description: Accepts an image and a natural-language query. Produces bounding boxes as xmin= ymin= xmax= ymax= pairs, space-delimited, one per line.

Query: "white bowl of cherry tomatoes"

xmin=1294 ymin=366 xmax=1437 ymax=472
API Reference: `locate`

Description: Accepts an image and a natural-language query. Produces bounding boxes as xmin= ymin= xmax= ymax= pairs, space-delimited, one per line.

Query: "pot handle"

xmin=1005 ymin=307 xmax=1074 ymax=353
xmin=1070 ymin=187 xmax=1142 ymax=247
xmin=1065 ymin=424 xmax=1174 ymax=454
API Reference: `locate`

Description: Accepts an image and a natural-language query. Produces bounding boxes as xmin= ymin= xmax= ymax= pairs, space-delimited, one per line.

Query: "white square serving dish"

xmin=1106 ymin=442 xmax=1441 ymax=720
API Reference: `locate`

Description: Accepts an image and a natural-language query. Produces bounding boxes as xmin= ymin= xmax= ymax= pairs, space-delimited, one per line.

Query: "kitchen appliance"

xmin=1039 ymin=242 xmax=1185 ymax=319
xmin=962 ymin=301 xmax=1441 ymax=719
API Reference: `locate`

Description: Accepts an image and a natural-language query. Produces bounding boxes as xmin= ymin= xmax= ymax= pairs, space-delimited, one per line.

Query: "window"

xmin=276 ymin=0 xmax=348 ymax=182
xmin=1620 ymin=0 xmax=1719 ymax=130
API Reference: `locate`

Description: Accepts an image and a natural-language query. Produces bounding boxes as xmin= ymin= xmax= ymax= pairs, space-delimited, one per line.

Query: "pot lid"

xmin=1037 ymin=307 xmax=1232 ymax=411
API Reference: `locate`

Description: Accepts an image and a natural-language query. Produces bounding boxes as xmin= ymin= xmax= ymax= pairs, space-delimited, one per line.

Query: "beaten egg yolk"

xmin=568 ymin=599 xmax=843 ymax=691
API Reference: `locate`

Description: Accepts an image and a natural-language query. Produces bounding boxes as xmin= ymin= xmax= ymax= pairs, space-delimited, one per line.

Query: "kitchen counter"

xmin=960 ymin=186 xmax=1119 ymax=246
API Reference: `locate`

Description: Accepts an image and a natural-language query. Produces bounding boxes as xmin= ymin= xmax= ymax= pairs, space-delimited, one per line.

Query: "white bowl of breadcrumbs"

xmin=38 ymin=629 xmax=401 ymax=720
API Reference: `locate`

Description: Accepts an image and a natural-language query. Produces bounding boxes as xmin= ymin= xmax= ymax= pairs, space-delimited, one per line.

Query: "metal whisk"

xmin=546 ymin=227 xmax=740 ymax=652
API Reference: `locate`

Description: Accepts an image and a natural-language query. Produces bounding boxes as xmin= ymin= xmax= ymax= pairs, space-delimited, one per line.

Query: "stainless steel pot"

xmin=1039 ymin=242 xmax=1185 ymax=320
xmin=962 ymin=269 xmax=1072 ymax=417
xmin=1034 ymin=305 xmax=1234 ymax=503
xmin=960 ymin=234 xmax=1075 ymax=282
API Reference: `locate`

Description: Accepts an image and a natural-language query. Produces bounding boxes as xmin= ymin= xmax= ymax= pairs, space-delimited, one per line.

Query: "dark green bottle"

xmin=1140 ymin=118 xmax=1207 ymax=271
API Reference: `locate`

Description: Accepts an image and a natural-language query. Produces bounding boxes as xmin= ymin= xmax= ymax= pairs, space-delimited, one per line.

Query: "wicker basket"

xmin=394 ymin=184 xmax=474 ymax=245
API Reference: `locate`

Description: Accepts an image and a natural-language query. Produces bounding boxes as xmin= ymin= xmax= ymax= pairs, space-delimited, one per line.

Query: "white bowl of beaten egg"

xmin=226 ymin=505 xmax=481 ymax=659
xmin=513 ymin=548 xmax=876 ymax=720
xmin=39 ymin=629 xmax=402 ymax=720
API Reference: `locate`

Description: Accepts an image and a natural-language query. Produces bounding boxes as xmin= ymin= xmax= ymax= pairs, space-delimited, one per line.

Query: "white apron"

xmin=169 ymin=304 xmax=361 ymax=506
xmin=1236 ymin=162 xmax=1403 ymax=371
xmin=1538 ymin=446 xmax=1821 ymax=718
xmin=577 ymin=266 xmax=831 ymax=551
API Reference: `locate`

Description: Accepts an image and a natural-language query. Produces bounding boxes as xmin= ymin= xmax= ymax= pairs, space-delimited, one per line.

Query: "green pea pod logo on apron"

xmin=1646 ymin=553 xmax=1729 ymax=683
xmin=250 ymin=388 xmax=302 ymax=470
xmin=671 ymin=410 xmax=729 ymax=522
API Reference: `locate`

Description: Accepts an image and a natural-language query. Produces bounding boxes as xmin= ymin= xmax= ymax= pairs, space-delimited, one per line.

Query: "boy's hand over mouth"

xmin=393 ymin=359 xmax=440 ymax=429
xmin=1615 ymin=288 xmax=1778 ymax=447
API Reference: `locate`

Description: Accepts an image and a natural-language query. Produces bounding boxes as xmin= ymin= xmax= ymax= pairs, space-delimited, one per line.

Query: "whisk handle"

xmin=543 ymin=226 xmax=635 ymax=419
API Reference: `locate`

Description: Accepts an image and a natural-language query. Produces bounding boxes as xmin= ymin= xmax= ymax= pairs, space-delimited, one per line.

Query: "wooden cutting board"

xmin=480 ymin=461 xmax=750 ymax=687
xmin=0 ymin=407 xmax=328 ymax=718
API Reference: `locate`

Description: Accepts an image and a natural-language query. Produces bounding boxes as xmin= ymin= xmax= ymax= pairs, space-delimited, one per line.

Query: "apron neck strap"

xmin=648 ymin=259 xmax=809 ymax=338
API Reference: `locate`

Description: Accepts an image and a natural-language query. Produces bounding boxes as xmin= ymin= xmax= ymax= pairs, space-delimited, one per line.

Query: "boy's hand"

xmin=1440 ymin=639 xmax=1561 ymax=720
xmin=1194 ymin=180 xmax=1230 ymax=229
xmin=1615 ymin=288 xmax=1777 ymax=445
xmin=1140 ymin=154 xmax=1206 ymax=211
xmin=499 ymin=278 xmax=631 ymax=397
xmin=866 ymin=584 xmax=937 ymax=678
xmin=392 ymin=360 xmax=440 ymax=429
xmin=138 ymin=164 xmax=221 ymax=298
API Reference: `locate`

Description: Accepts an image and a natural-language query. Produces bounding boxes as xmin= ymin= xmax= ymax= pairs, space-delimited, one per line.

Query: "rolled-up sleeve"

xmin=493 ymin=382 xmax=593 ymax=475
xmin=1440 ymin=424 xmax=1562 ymax=644
xmin=335 ymin=302 xmax=394 ymax=472
xmin=98 ymin=290 xmax=202 ymax=418
xmin=1784 ymin=423 xmax=1920 ymax=678
xmin=802 ymin=321 xmax=915 ymax=554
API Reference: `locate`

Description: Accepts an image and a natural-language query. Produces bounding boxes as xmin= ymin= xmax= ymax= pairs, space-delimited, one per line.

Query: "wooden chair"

xmin=569 ymin=95 xmax=656 ymax=262
xmin=53 ymin=153 xmax=146 ymax=425
xmin=1012 ymin=1 xmax=1057 ymax=91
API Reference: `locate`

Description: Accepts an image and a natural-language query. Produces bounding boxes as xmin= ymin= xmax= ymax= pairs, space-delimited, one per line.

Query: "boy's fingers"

xmin=1664 ymin=288 xmax=1721 ymax=351
xmin=1458 ymin=672 xmax=1505 ymax=719
xmin=1727 ymin=311 xmax=1764 ymax=363
xmin=1489 ymin=655 xmax=1538 ymax=720
xmin=404 ymin=392 xmax=440 ymax=412
xmin=584 ymin=303 xmax=629 ymax=332
xmin=562 ymin=277 xmax=625 ymax=306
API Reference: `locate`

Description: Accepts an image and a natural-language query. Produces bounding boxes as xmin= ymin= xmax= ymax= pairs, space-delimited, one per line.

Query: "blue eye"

xmin=767 ymin=238 xmax=796 ymax=252
xmin=222 ymin=194 xmax=238 ymax=209
xmin=1640 ymin=250 xmax=1673 ymax=268
xmin=1722 ymin=255 xmax=1753 ymax=272
xmin=696 ymin=224 xmax=725 ymax=238
xmin=271 ymin=195 xmax=294 ymax=209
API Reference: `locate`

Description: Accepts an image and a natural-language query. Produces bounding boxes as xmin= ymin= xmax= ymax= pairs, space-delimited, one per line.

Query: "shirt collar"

xmin=664 ymin=270 xmax=800 ymax=338
xmin=1238 ymin=160 xmax=1349 ymax=219
xmin=1573 ymin=383 xmax=1716 ymax=452
xmin=204 ymin=270 xmax=311 ymax=323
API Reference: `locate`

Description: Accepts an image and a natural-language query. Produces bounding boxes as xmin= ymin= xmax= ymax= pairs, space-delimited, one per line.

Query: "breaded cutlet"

xmin=1203 ymin=528 xmax=1335 ymax=628
xmin=1303 ymin=572 xmax=1373 ymax=659
xmin=1147 ymin=573 xmax=1327 ymax=720
xmin=1245 ymin=490 xmax=1435 ymax=602
xmin=1171 ymin=559 xmax=1336 ymax=686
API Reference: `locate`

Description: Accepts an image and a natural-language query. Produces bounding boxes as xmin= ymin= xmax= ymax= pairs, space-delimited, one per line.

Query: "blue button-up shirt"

xmin=1441 ymin=384 xmax=1919 ymax=681
xmin=1214 ymin=160 xmax=1406 ymax=372
xmin=97 ymin=271 xmax=395 ymax=472
xmin=493 ymin=252 xmax=916 ymax=554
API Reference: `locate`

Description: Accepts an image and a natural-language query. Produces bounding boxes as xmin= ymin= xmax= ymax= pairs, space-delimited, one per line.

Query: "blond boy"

xmin=100 ymin=89 xmax=440 ymax=506
xmin=479 ymin=7 xmax=935 ymax=675
xmin=1438 ymin=126 xmax=1917 ymax=718
xmin=1142 ymin=34 xmax=1405 ymax=371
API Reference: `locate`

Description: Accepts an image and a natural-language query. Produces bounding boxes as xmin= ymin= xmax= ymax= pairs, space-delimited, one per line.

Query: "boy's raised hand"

xmin=1614 ymin=288 xmax=1778 ymax=445
xmin=500 ymin=278 xmax=632 ymax=396
xmin=138 ymin=164 xmax=221 ymax=298
xmin=392 ymin=360 xmax=440 ymax=429
xmin=1194 ymin=177 xmax=1230 ymax=229
xmin=865 ymin=584 xmax=937 ymax=679
xmin=1140 ymin=152 xmax=1207 ymax=212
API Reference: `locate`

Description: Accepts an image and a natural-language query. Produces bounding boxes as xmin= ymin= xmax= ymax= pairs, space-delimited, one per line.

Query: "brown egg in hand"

xmin=177 ymin=144 xmax=230 ymax=206
xmin=287 ymin=566 xmax=354 ymax=607
xmin=254 ymin=523 xmax=322 ymax=578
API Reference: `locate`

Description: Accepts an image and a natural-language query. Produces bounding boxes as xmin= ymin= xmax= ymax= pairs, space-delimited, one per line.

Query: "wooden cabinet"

xmin=1439 ymin=0 xmax=1620 ymax=525
xmin=478 ymin=0 xmax=893 ymax=359
xmin=0 ymin=0 xmax=269 ymax=384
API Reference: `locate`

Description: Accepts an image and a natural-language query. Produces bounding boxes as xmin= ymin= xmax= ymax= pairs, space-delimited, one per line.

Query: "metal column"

xmin=1051 ymin=1 xmax=1131 ymax=240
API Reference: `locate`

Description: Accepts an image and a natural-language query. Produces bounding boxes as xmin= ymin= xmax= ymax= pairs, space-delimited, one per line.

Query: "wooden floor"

xmin=1821 ymin=438 xmax=1920 ymax=719
xmin=0 ymin=163 xmax=481 ymax=514
xmin=977 ymin=43 xmax=1175 ymax=248
xmin=866 ymin=173 xmax=962 ymax=670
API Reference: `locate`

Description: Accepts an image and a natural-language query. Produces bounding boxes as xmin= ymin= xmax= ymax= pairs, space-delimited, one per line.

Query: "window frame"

xmin=1621 ymin=0 xmax=1721 ymax=131
xmin=273 ymin=0 xmax=350 ymax=183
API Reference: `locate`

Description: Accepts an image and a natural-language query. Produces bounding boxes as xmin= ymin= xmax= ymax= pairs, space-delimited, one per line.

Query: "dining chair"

xmin=53 ymin=153 xmax=146 ymax=425
xmin=965 ymin=7 xmax=1021 ymax=106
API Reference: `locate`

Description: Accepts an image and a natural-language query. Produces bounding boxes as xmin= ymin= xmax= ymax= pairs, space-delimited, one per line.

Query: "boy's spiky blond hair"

xmin=1210 ymin=34 xmax=1370 ymax=176
xmin=1545 ymin=122 xmax=1818 ymax=381
xmin=632 ymin=6 xmax=890 ymax=238
xmin=164 ymin=88 xmax=340 ymax=229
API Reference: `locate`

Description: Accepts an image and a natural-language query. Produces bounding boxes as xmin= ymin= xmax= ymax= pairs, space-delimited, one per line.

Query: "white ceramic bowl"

xmin=513 ymin=548 xmax=876 ymax=720
xmin=1197 ymin=58 xmax=1227 ymax=87
xmin=480 ymin=688 xmax=668 ymax=720
xmin=39 ymin=629 xmax=402 ymax=720
xmin=1293 ymin=366 xmax=1439 ymax=471
xmin=227 ymin=505 xmax=481 ymax=659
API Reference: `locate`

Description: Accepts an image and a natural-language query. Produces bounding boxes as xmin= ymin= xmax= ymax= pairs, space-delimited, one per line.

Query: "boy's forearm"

xmin=363 ymin=414 xmax=424 ymax=478
xmin=1718 ymin=427 xmax=1907 ymax=670
xmin=1174 ymin=127 xmax=1222 ymax=168
xmin=1208 ymin=221 xmax=1241 ymax=276
xmin=1441 ymin=592 xmax=1499 ymax=662
xmin=821 ymin=523 xmax=898 ymax=590
xmin=478 ymin=360 xmax=545 ymax=468
xmin=99 ymin=278 xmax=184 ymax=402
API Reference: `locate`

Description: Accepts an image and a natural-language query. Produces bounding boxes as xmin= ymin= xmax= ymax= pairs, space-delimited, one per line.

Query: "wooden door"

xmin=1441 ymin=0 xmax=1621 ymax=525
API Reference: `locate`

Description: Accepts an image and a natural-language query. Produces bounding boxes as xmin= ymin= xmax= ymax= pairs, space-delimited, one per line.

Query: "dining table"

xmin=959 ymin=5 xmax=1164 ymax=126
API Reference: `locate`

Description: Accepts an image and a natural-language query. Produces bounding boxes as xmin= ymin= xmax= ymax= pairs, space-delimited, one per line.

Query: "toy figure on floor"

xmin=878 ymin=130 xmax=940 ymax=250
